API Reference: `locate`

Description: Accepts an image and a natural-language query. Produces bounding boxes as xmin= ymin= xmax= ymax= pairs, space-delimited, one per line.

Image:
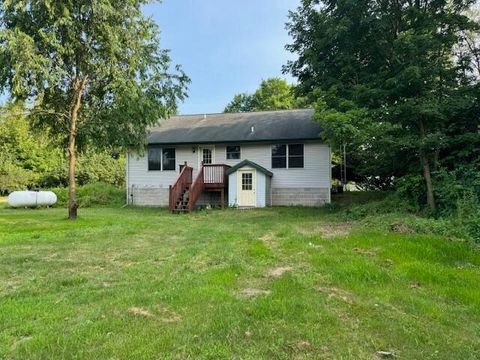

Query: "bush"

xmin=455 ymin=193 xmax=480 ymax=242
xmin=49 ymin=183 xmax=125 ymax=208
xmin=433 ymin=166 xmax=480 ymax=217
xmin=395 ymin=175 xmax=425 ymax=212
xmin=340 ymin=193 xmax=415 ymax=221
xmin=333 ymin=191 xmax=477 ymax=242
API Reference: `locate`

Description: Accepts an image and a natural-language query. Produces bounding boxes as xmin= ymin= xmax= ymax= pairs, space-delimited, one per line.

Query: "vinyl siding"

xmin=127 ymin=141 xmax=331 ymax=205
xmin=215 ymin=142 xmax=330 ymax=188
xmin=228 ymin=172 xmax=237 ymax=207
xmin=228 ymin=167 xmax=268 ymax=208
xmin=256 ymin=171 xmax=266 ymax=207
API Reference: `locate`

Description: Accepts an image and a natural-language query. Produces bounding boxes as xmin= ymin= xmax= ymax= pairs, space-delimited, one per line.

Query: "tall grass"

xmin=49 ymin=182 xmax=125 ymax=208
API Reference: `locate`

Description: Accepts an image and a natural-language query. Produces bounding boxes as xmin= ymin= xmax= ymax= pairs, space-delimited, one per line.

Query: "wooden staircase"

xmin=169 ymin=162 xmax=230 ymax=213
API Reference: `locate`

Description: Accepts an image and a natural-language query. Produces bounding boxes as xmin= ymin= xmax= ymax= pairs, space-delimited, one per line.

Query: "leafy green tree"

xmin=224 ymin=93 xmax=256 ymax=113
xmin=224 ymin=78 xmax=304 ymax=113
xmin=0 ymin=104 xmax=61 ymax=193
xmin=285 ymin=0 xmax=480 ymax=211
xmin=0 ymin=1 xmax=189 ymax=219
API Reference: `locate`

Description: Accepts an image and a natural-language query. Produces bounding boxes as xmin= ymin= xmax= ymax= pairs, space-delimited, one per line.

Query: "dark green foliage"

xmin=0 ymin=110 xmax=125 ymax=193
xmin=0 ymin=0 xmax=189 ymax=218
xmin=285 ymin=0 xmax=480 ymax=212
xmin=332 ymin=192 xmax=479 ymax=242
xmin=224 ymin=78 xmax=306 ymax=113
xmin=50 ymin=183 xmax=124 ymax=208
xmin=224 ymin=93 xmax=256 ymax=113
xmin=456 ymin=193 xmax=480 ymax=242
xmin=0 ymin=0 xmax=189 ymax=150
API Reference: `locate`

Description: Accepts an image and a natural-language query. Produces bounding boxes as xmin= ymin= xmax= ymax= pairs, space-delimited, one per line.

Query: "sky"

xmin=143 ymin=0 xmax=300 ymax=115
xmin=0 ymin=1 xmax=300 ymax=114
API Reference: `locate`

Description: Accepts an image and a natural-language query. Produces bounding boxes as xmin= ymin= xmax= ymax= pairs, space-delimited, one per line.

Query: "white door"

xmin=237 ymin=170 xmax=256 ymax=207
xmin=198 ymin=146 xmax=215 ymax=166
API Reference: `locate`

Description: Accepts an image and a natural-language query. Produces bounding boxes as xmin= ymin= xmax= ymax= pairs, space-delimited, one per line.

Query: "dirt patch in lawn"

xmin=267 ymin=266 xmax=293 ymax=278
xmin=128 ymin=305 xmax=182 ymax=323
xmin=128 ymin=307 xmax=153 ymax=317
xmin=259 ymin=231 xmax=279 ymax=250
xmin=353 ymin=247 xmax=381 ymax=257
xmin=296 ymin=222 xmax=352 ymax=239
xmin=317 ymin=286 xmax=355 ymax=305
xmin=239 ymin=288 xmax=272 ymax=298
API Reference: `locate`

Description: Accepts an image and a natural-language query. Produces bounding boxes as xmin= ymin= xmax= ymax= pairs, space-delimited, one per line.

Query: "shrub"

xmin=49 ymin=183 xmax=125 ymax=208
xmin=340 ymin=193 xmax=415 ymax=221
xmin=455 ymin=193 xmax=480 ymax=242
xmin=395 ymin=175 xmax=425 ymax=212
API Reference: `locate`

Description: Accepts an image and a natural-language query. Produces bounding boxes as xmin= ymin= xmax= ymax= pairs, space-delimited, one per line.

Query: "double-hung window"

xmin=148 ymin=146 xmax=176 ymax=171
xmin=226 ymin=145 xmax=241 ymax=160
xmin=272 ymin=144 xmax=304 ymax=169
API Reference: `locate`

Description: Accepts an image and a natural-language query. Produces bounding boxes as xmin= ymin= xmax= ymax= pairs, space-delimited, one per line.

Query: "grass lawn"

xmin=1 ymin=204 xmax=479 ymax=359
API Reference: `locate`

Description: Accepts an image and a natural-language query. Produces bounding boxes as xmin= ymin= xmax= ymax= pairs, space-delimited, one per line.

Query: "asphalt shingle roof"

xmin=226 ymin=160 xmax=273 ymax=177
xmin=148 ymin=109 xmax=321 ymax=145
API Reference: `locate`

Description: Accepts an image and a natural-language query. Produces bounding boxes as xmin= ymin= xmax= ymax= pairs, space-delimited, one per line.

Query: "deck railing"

xmin=169 ymin=162 xmax=192 ymax=210
xmin=203 ymin=164 xmax=230 ymax=187
xmin=171 ymin=163 xmax=231 ymax=212
xmin=187 ymin=166 xmax=204 ymax=212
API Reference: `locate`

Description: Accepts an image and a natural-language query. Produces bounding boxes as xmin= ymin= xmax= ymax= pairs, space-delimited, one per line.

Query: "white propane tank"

xmin=7 ymin=191 xmax=57 ymax=208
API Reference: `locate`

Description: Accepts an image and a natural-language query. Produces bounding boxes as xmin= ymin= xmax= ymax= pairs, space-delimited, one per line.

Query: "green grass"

xmin=1 ymin=203 xmax=479 ymax=359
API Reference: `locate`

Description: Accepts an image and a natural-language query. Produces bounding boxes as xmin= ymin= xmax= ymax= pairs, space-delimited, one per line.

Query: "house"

xmin=126 ymin=109 xmax=331 ymax=211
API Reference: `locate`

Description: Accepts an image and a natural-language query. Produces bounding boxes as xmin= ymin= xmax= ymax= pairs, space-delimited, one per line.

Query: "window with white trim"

xmin=148 ymin=146 xmax=176 ymax=171
xmin=272 ymin=144 xmax=304 ymax=169
xmin=226 ymin=145 xmax=241 ymax=160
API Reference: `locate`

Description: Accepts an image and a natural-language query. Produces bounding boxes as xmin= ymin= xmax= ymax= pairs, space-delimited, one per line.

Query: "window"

xmin=226 ymin=145 xmax=241 ymax=160
xmin=271 ymin=144 xmax=304 ymax=169
xmin=202 ymin=148 xmax=212 ymax=164
xmin=272 ymin=144 xmax=287 ymax=168
xmin=148 ymin=146 xmax=176 ymax=171
xmin=242 ymin=173 xmax=253 ymax=191
xmin=162 ymin=148 xmax=176 ymax=170
xmin=148 ymin=146 xmax=162 ymax=171
xmin=288 ymin=144 xmax=304 ymax=168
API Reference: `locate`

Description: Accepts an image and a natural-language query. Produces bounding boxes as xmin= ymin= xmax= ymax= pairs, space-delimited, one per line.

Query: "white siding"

xmin=127 ymin=146 xmax=197 ymax=189
xmin=127 ymin=142 xmax=331 ymax=205
xmin=228 ymin=172 xmax=237 ymax=207
xmin=228 ymin=168 xmax=268 ymax=208
xmin=256 ymin=171 xmax=266 ymax=207
xmin=213 ymin=142 xmax=330 ymax=188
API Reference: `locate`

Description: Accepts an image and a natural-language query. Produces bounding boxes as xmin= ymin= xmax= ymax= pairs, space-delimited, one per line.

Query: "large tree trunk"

xmin=419 ymin=119 xmax=436 ymax=212
xmin=68 ymin=78 xmax=87 ymax=220
xmin=420 ymin=151 xmax=436 ymax=212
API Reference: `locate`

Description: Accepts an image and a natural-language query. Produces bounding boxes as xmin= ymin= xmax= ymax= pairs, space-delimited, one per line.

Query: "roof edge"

xmin=170 ymin=108 xmax=314 ymax=119
xmin=148 ymin=138 xmax=324 ymax=146
xmin=226 ymin=160 xmax=273 ymax=177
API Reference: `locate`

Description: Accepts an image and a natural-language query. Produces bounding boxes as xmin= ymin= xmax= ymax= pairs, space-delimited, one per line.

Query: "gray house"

xmin=126 ymin=109 xmax=331 ymax=211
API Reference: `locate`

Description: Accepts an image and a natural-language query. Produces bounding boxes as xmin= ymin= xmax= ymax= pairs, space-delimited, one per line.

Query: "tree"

xmin=224 ymin=78 xmax=304 ymax=113
xmin=285 ymin=0 xmax=480 ymax=211
xmin=0 ymin=103 xmax=61 ymax=193
xmin=224 ymin=93 xmax=256 ymax=113
xmin=0 ymin=0 xmax=189 ymax=219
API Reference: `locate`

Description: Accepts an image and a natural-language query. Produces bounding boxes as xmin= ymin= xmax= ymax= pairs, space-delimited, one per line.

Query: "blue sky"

xmin=144 ymin=0 xmax=300 ymax=114
xmin=0 ymin=1 xmax=300 ymax=114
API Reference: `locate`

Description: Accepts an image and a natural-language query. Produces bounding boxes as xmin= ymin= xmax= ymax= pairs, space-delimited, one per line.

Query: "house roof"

xmin=226 ymin=160 xmax=273 ymax=177
xmin=148 ymin=109 xmax=321 ymax=145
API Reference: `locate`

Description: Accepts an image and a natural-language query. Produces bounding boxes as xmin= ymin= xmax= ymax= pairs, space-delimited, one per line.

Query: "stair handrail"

xmin=187 ymin=164 xmax=205 ymax=212
xmin=169 ymin=162 xmax=192 ymax=210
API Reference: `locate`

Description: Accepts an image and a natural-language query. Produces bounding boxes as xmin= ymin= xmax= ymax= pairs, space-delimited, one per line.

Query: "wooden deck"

xmin=169 ymin=162 xmax=230 ymax=212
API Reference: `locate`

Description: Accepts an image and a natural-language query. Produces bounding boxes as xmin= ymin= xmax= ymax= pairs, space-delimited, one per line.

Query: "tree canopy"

xmin=0 ymin=0 xmax=189 ymax=218
xmin=224 ymin=78 xmax=305 ymax=113
xmin=285 ymin=0 xmax=480 ymax=212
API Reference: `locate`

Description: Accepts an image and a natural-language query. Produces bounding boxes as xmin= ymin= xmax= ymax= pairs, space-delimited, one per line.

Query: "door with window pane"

xmin=237 ymin=170 xmax=256 ymax=207
xmin=198 ymin=146 xmax=214 ymax=166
